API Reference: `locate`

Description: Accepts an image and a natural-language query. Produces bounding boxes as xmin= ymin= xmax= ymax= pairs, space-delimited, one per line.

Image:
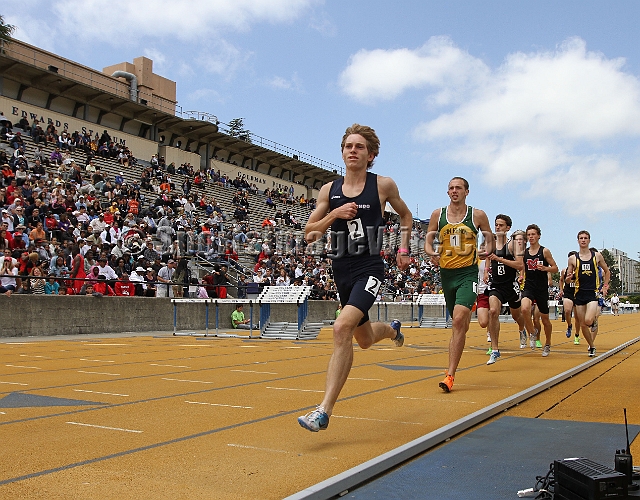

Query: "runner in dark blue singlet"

xmin=297 ymin=124 xmax=413 ymax=432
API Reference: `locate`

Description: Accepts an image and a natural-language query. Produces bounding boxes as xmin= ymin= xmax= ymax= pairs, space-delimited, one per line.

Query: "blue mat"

xmin=346 ymin=416 xmax=640 ymax=500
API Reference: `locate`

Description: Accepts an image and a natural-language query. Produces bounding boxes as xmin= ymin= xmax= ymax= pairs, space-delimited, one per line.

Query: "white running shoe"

xmin=487 ymin=350 xmax=501 ymax=365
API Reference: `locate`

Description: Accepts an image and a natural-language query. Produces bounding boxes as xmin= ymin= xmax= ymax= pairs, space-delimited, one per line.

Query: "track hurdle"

xmin=416 ymin=293 xmax=451 ymax=328
xmin=171 ymin=298 xmax=258 ymax=338
xmin=259 ymin=286 xmax=315 ymax=339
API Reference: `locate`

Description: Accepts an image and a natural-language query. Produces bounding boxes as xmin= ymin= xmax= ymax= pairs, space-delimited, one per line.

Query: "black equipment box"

xmin=555 ymin=458 xmax=628 ymax=500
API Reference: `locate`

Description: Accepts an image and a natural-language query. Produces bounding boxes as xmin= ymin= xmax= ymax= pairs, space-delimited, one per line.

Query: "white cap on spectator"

xmin=135 ymin=266 xmax=145 ymax=272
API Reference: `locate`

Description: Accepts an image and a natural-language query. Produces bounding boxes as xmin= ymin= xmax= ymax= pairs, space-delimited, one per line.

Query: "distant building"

xmin=605 ymin=248 xmax=640 ymax=295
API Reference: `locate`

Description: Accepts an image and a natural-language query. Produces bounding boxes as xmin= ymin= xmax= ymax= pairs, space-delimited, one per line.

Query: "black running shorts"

xmin=488 ymin=282 xmax=521 ymax=309
xmin=574 ymin=288 xmax=598 ymax=306
xmin=332 ymin=256 xmax=384 ymax=326
xmin=522 ymin=287 xmax=550 ymax=315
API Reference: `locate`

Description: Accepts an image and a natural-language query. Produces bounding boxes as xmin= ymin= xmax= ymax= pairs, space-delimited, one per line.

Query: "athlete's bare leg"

xmin=533 ymin=306 xmax=542 ymax=340
xmin=477 ymin=306 xmax=489 ymax=330
xmin=563 ymin=298 xmax=574 ymax=330
xmin=540 ymin=313 xmax=552 ymax=346
xmin=575 ymin=302 xmax=599 ymax=349
xmin=447 ymin=304 xmax=472 ymax=377
xmin=521 ymin=297 xmax=535 ymax=336
xmin=511 ymin=306 xmax=526 ymax=331
xmin=319 ymin=304 xmax=398 ymax=415
xmin=488 ymin=295 xmax=502 ymax=352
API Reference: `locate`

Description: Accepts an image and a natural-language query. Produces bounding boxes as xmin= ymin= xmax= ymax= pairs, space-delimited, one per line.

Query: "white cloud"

xmin=143 ymin=48 xmax=167 ymax=72
xmin=309 ymin=10 xmax=337 ymax=37
xmin=188 ymin=88 xmax=223 ymax=103
xmin=422 ymin=38 xmax=640 ymax=140
xmin=51 ymin=0 xmax=320 ymax=43
xmin=196 ymin=39 xmax=252 ymax=78
xmin=338 ymin=36 xmax=489 ymax=104
xmin=538 ymin=158 xmax=640 ymax=214
xmin=340 ymin=36 xmax=640 ymax=213
xmin=266 ymin=73 xmax=303 ymax=92
xmin=7 ymin=13 xmax=57 ymax=52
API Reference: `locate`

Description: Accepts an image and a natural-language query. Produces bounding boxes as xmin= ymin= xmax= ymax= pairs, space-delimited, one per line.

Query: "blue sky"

xmin=9 ymin=1 xmax=640 ymax=262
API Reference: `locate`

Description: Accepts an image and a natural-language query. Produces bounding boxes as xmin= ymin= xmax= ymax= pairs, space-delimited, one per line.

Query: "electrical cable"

xmin=532 ymin=463 xmax=555 ymax=500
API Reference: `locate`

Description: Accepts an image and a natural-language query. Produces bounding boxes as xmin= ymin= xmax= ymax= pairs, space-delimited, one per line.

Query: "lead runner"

xmin=297 ymin=124 xmax=413 ymax=432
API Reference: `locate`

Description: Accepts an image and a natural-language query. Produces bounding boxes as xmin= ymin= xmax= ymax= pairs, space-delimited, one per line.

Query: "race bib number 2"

xmin=364 ymin=276 xmax=382 ymax=297
xmin=347 ymin=218 xmax=364 ymax=240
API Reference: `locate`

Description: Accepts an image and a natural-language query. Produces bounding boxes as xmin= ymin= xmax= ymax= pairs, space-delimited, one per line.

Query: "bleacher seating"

xmin=2 ymin=128 xmax=439 ymax=301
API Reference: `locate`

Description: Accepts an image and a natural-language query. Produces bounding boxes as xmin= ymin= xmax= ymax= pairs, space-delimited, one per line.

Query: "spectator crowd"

xmin=1 ymin=111 xmax=439 ymax=301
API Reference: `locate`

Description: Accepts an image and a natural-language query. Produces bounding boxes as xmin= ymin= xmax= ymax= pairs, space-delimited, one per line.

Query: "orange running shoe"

xmin=439 ymin=373 xmax=454 ymax=393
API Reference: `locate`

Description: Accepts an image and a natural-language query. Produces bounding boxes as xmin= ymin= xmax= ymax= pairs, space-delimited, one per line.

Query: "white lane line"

xmin=227 ymin=443 xmax=338 ymax=459
xmin=80 ymin=359 xmax=115 ymax=363
xmin=231 ymin=369 xmax=277 ymax=374
xmin=456 ymin=384 xmax=512 ymax=389
xmin=178 ymin=344 xmax=214 ymax=347
xmin=283 ymin=347 xmax=302 ymax=349
xmin=19 ymin=354 xmax=51 ymax=359
xmin=162 ymin=377 xmax=214 ymax=384
xmin=5 ymin=364 xmax=41 ymax=370
xmin=66 ymin=421 xmax=142 ymax=433
xmin=186 ymin=401 xmax=252 ymax=409
xmin=240 ymin=345 xmax=261 ymax=348
xmin=81 ymin=343 xmax=128 ymax=346
xmin=4 ymin=342 xmax=38 ymax=345
xmin=0 ymin=381 xmax=28 ymax=386
xmin=77 ymin=370 xmax=120 ymax=376
xmin=348 ymin=377 xmax=383 ymax=381
xmin=73 ymin=389 xmax=129 ymax=397
xmin=0 ymin=411 xmax=5 ymax=414
xmin=396 ymin=396 xmax=478 ymax=404
xmin=376 ymin=348 xmax=395 ymax=351
xmin=266 ymin=386 xmax=323 ymax=393
xmin=150 ymin=363 xmax=191 ymax=368
xmin=332 ymin=415 xmax=423 ymax=425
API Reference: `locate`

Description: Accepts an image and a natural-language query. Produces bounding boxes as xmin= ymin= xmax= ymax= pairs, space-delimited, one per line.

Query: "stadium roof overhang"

xmin=0 ymin=54 xmax=212 ymax=134
xmin=203 ymin=132 xmax=341 ymax=185
xmin=0 ymin=50 xmax=341 ymax=189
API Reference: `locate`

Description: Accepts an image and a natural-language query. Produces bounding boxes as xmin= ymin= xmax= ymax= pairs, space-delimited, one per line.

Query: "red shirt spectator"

xmin=103 ymin=212 xmax=114 ymax=225
xmin=10 ymin=232 xmax=26 ymax=252
xmin=93 ymin=279 xmax=115 ymax=296
xmin=45 ymin=215 xmax=58 ymax=231
xmin=224 ymin=246 xmax=238 ymax=262
xmin=115 ymin=276 xmax=135 ymax=296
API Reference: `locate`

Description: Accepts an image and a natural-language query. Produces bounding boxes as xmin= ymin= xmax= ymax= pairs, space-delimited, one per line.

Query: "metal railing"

xmin=217 ymin=121 xmax=343 ymax=175
xmin=174 ymin=109 xmax=219 ymax=124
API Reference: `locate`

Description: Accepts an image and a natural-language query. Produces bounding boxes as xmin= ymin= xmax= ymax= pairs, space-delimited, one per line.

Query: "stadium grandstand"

xmin=0 ymin=38 xmax=439 ymax=308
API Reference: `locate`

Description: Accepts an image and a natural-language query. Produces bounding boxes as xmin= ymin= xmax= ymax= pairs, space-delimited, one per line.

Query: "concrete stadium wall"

xmin=0 ymin=95 xmax=159 ymax=160
xmin=159 ymin=145 xmax=201 ymax=170
xmin=0 ymin=297 xmax=446 ymax=338
xmin=211 ymin=159 xmax=308 ymax=198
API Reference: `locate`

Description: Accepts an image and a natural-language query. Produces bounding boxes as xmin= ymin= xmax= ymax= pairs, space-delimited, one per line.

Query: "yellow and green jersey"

xmin=437 ymin=205 xmax=478 ymax=269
